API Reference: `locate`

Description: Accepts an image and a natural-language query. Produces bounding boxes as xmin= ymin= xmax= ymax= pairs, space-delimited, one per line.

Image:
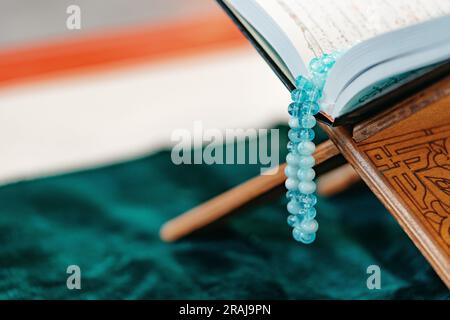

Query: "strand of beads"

xmin=285 ymin=52 xmax=341 ymax=244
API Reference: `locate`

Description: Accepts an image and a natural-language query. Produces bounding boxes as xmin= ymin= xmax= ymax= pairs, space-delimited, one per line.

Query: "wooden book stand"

xmin=161 ymin=76 xmax=450 ymax=288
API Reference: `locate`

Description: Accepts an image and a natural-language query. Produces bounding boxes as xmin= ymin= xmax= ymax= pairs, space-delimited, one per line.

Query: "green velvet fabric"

xmin=0 ymin=126 xmax=448 ymax=300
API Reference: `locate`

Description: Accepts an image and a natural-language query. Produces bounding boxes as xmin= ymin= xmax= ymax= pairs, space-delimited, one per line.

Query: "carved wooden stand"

xmin=161 ymin=76 xmax=450 ymax=288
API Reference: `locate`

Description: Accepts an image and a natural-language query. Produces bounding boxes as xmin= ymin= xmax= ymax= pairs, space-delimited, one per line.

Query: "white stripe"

xmin=0 ymin=48 xmax=289 ymax=185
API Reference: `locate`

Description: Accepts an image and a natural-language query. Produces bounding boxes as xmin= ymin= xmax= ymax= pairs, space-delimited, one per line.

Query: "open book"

xmin=218 ymin=0 xmax=450 ymax=124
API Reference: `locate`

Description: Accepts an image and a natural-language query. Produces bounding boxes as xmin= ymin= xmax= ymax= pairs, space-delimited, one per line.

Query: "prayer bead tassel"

xmin=285 ymin=52 xmax=340 ymax=244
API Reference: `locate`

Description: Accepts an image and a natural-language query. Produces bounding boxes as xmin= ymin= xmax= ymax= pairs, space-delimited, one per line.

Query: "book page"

xmin=259 ymin=0 xmax=450 ymax=63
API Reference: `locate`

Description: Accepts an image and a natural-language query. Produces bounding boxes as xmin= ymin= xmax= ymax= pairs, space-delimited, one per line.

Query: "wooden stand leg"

xmin=317 ymin=163 xmax=361 ymax=197
xmin=160 ymin=140 xmax=340 ymax=242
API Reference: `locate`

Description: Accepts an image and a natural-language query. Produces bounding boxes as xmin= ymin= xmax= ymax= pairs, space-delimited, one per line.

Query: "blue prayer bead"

xmin=288 ymin=103 xmax=300 ymax=116
xmin=300 ymin=219 xmax=319 ymax=234
xmin=287 ymin=200 xmax=302 ymax=214
xmin=292 ymin=227 xmax=316 ymax=244
xmin=291 ymin=89 xmax=305 ymax=102
xmin=305 ymin=194 xmax=318 ymax=207
xmin=287 ymin=215 xmax=300 ymax=227
xmin=289 ymin=129 xmax=315 ymax=143
xmin=299 ymin=207 xmax=316 ymax=219
xmin=300 ymin=101 xmax=320 ymax=115
xmin=284 ymin=165 xmax=298 ymax=178
xmin=298 ymin=181 xmax=316 ymax=194
xmin=293 ymin=229 xmax=316 ymax=244
xmin=286 ymin=190 xmax=299 ymax=200
xmin=286 ymin=52 xmax=341 ymax=244
xmin=298 ymin=128 xmax=315 ymax=141
xmin=306 ymin=207 xmax=317 ymax=219
xmin=292 ymin=88 xmax=321 ymax=104
xmin=309 ymin=57 xmax=322 ymax=73
xmin=292 ymin=227 xmax=302 ymax=241
xmin=322 ymin=54 xmax=335 ymax=68
xmin=291 ymin=89 xmax=299 ymax=101
xmin=287 ymin=142 xmax=299 ymax=154
xmin=298 ymin=193 xmax=317 ymax=208
xmin=286 ymin=152 xmax=298 ymax=165
xmin=297 ymin=141 xmax=315 ymax=155
xmin=297 ymin=168 xmax=315 ymax=181
xmin=288 ymin=117 xmax=300 ymax=129
xmin=306 ymin=88 xmax=322 ymax=102
xmin=288 ymin=129 xmax=302 ymax=143
xmin=285 ymin=178 xmax=299 ymax=191
xmin=302 ymin=232 xmax=316 ymax=244
xmin=300 ymin=114 xmax=316 ymax=129
xmin=295 ymin=76 xmax=314 ymax=92
xmin=298 ymin=155 xmax=315 ymax=168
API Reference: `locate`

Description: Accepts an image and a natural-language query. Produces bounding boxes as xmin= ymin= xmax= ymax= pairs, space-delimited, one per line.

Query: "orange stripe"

xmin=0 ymin=13 xmax=248 ymax=88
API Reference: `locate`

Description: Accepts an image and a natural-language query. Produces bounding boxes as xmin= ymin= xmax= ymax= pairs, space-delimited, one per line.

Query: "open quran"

xmin=218 ymin=0 xmax=450 ymax=124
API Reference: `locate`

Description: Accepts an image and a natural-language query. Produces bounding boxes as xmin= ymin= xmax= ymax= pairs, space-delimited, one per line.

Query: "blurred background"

xmin=0 ymin=0 xmax=289 ymax=185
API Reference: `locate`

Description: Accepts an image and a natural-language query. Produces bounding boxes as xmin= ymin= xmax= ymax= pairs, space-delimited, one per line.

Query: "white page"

xmin=229 ymin=0 xmax=309 ymax=78
xmin=334 ymin=42 xmax=450 ymax=117
xmin=255 ymin=0 xmax=450 ymax=64
xmin=324 ymin=14 xmax=450 ymax=108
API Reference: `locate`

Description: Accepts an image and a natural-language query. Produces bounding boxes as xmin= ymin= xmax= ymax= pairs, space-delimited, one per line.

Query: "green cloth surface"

xmin=0 ymin=127 xmax=448 ymax=299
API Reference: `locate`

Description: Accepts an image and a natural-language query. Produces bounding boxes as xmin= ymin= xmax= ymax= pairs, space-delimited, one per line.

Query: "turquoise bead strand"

xmin=285 ymin=52 xmax=341 ymax=244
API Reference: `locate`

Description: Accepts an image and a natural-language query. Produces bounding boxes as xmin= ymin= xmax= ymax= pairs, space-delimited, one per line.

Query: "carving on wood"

xmin=360 ymin=124 xmax=450 ymax=248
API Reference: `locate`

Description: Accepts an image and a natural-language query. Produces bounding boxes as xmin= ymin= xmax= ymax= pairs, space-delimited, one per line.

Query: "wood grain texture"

xmin=320 ymin=79 xmax=450 ymax=288
xmin=317 ymin=164 xmax=360 ymax=197
xmin=353 ymin=76 xmax=450 ymax=142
